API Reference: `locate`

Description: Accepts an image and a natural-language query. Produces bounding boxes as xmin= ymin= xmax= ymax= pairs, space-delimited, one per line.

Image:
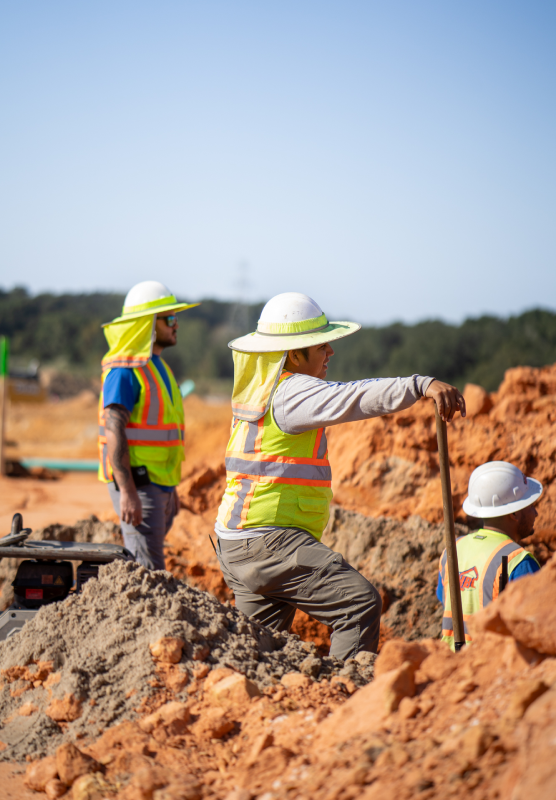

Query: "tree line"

xmin=2 ymin=287 xmax=556 ymax=392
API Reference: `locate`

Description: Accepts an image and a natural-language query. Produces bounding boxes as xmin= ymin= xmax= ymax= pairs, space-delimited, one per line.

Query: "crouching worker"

xmin=215 ymin=292 xmax=465 ymax=661
xmin=98 ymin=281 xmax=199 ymax=570
xmin=439 ymin=460 xmax=542 ymax=649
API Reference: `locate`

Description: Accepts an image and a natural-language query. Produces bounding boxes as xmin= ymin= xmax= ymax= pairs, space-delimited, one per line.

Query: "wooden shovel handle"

xmin=435 ymin=404 xmax=466 ymax=651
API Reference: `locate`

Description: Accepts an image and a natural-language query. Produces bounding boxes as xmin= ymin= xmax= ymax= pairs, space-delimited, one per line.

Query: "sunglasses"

xmin=159 ymin=315 xmax=177 ymax=327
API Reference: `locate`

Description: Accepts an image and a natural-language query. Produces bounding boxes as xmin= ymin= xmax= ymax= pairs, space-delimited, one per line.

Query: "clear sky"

xmin=1 ymin=1 xmax=555 ymax=325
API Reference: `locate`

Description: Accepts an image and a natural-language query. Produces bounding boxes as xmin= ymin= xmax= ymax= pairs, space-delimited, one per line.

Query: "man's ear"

xmin=288 ymin=349 xmax=300 ymax=367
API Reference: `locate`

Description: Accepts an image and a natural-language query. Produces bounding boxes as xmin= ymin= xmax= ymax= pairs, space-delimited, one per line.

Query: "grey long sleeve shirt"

xmin=216 ymin=373 xmax=434 ymax=539
xmin=273 ymin=373 xmax=434 ymax=434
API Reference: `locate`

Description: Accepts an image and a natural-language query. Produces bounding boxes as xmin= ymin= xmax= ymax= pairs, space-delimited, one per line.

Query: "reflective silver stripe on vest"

xmin=228 ymin=478 xmax=253 ymax=530
xmin=244 ymin=421 xmax=260 ymax=454
xmin=317 ymin=430 xmax=328 ymax=459
xmin=440 ymin=549 xmax=448 ymax=574
xmin=225 ymin=456 xmax=332 ymax=482
xmin=441 ymin=617 xmax=469 ymax=635
xmin=143 ymin=366 xmax=160 ymax=425
xmin=98 ymin=426 xmax=181 ymax=442
xmin=231 ymin=407 xmax=262 ymax=422
xmin=482 ymin=541 xmax=523 ymax=606
xmin=126 ymin=428 xmax=182 ymax=442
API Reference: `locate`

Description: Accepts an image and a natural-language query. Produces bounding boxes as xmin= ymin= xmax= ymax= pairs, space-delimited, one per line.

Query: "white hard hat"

xmin=462 ymin=461 xmax=543 ymax=519
xmin=124 ymin=280 xmax=174 ymax=308
xmin=229 ymin=292 xmax=360 ymax=353
xmin=102 ymin=280 xmax=199 ymax=326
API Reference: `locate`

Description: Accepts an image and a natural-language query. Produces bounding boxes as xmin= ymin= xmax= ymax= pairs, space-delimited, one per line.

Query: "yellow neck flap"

xmin=231 ymin=350 xmax=286 ymax=421
xmin=101 ymin=316 xmax=155 ymax=373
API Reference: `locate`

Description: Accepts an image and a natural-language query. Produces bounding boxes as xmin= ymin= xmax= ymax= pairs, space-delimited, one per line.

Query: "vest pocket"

xmin=294 ymin=496 xmax=329 ymax=533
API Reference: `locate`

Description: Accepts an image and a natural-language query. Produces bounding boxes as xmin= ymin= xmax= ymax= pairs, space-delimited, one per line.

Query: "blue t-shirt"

xmin=103 ymin=356 xmax=176 ymax=491
xmin=436 ymin=554 xmax=540 ymax=604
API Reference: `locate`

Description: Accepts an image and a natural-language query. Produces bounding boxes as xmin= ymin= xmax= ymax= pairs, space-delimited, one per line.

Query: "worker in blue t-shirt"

xmin=99 ymin=281 xmax=199 ymax=570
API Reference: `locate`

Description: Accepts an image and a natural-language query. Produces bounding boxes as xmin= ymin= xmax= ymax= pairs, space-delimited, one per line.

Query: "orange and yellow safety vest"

xmin=216 ymin=371 xmax=333 ymax=539
xmin=440 ymin=529 xmax=537 ymax=650
xmin=98 ymin=359 xmax=185 ymax=486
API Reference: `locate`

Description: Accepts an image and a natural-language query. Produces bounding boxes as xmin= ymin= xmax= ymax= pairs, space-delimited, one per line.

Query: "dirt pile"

xmin=0 ymin=560 xmax=374 ymax=762
xmin=327 ymin=364 xmax=556 ymax=541
xmin=18 ymin=554 xmax=556 ymax=799
xmin=0 ymin=516 xmax=121 ymax=610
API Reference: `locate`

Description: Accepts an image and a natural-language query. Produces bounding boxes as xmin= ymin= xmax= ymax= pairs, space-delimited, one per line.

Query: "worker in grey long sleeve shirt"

xmin=215 ymin=292 xmax=465 ymax=660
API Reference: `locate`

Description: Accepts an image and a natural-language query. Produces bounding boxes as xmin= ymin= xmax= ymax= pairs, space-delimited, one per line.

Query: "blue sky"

xmin=1 ymin=1 xmax=555 ymax=324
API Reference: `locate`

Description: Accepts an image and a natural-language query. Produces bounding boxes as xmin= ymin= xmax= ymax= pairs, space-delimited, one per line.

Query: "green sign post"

xmin=0 ymin=336 xmax=9 ymax=476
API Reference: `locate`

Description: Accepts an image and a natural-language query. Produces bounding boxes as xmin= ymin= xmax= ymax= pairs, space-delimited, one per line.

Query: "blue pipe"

xmin=20 ymin=458 xmax=98 ymax=472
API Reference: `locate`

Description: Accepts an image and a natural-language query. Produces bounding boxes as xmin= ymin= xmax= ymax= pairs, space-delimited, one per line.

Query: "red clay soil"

xmin=20 ymin=556 xmax=556 ymax=799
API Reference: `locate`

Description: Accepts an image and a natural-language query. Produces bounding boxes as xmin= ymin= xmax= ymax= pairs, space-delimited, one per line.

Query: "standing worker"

xmin=215 ymin=292 xmax=465 ymax=660
xmin=438 ymin=460 xmax=542 ymax=649
xmin=98 ymin=281 xmax=199 ymax=570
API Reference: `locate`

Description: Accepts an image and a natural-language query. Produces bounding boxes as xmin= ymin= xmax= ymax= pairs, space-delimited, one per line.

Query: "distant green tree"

xmin=1 ymin=287 xmax=556 ymax=391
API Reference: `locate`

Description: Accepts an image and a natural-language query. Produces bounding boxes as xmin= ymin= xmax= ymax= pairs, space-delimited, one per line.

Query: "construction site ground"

xmin=1 ymin=364 xmax=556 ymax=798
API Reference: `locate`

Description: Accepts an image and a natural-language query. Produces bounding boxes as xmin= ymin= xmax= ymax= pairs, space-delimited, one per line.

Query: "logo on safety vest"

xmin=459 ymin=566 xmax=479 ymax=590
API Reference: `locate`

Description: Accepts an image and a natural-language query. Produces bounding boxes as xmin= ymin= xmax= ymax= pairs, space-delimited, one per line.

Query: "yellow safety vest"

xmin=217 ymin=371 xmax=333 ymax=540
xmin=440 ymin=529 xmax=538 ymax=650
xmin=98 ymin=359 xmax=185 ymax=487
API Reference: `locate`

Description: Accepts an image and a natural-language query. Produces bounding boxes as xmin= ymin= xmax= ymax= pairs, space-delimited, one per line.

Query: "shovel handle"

xmin=435 ymin=405 xmax=466 ymax=651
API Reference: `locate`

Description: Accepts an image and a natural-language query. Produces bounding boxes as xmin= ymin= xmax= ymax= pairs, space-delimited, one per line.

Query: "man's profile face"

xmin=155 ymin=314 xmax=178 ymax=349
xmin=287 ymin=342 xmax=334 ymax=380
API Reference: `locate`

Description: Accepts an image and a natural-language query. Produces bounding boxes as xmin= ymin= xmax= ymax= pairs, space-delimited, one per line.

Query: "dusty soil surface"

xmin=0 ymin=763 xmax=36 ymax=798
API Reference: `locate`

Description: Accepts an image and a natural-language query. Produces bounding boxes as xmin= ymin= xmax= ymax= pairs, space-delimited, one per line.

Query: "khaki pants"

xmin=216 ymin=527 xmax=382 ymax=661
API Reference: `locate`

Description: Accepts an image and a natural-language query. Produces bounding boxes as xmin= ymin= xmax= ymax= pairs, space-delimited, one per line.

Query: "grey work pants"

xmin=108 ymin=482 xmax=178 ymax=571
xmin=216 ymin=528 xmax=382 ymax=661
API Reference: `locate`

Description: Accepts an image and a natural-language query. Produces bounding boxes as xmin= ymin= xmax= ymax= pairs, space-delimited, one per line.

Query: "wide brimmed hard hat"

xmin=229 ymin=292 xmax=360 ymax=353
xmin=102 ymin=280 xmax=199 ymax=326
xmin=462 ymin=461 xmax=543 ymax=519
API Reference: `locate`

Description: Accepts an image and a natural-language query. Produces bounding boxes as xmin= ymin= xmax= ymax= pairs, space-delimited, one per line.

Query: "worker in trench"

xmin=214 ymin=292 xmax=466 ymax=661
xmin=438 ymin=460 xmax=542 ymax=650
xmin=98 ymin=281 xmax=199 ymax=570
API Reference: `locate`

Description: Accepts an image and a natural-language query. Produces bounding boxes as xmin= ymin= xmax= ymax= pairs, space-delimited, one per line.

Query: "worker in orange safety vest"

xmin=98 ymin=280 xmax=199 ymax=569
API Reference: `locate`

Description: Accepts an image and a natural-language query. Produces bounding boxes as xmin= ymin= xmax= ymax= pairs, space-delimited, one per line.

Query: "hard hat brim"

xmin=462 ymin=477 xmax=543 ymax=518
xmin=228 ymin=321 xmax=361 ymax=353
xmin=102 ymin=302 xmax=200 ymax=327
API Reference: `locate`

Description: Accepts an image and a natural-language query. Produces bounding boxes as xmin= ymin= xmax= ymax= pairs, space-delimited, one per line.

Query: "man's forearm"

xmin=104 ymin=404 xmax=134 ymax=490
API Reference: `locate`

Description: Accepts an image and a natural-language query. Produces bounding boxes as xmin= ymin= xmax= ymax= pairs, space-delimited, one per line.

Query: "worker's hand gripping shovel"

xmin=435 ymin=404 xmax=466 ymax=651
